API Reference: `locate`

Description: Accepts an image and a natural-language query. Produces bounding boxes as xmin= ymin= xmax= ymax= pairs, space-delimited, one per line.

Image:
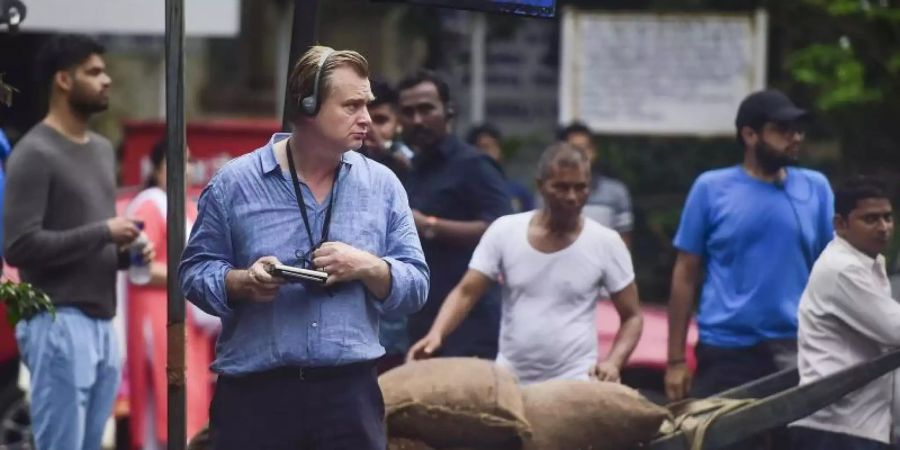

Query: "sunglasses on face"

xmin=767 ymin=121 xmax=807 ymax=137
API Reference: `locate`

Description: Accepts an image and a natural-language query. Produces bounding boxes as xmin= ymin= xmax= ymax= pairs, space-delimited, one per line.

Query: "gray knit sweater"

xmin=4 ymin=123 xmax=121 ymax=319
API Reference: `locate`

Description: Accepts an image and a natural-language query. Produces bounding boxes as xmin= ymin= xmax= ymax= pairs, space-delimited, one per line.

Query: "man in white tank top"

xmin=407 ymin=143 xmax=643 ymax=384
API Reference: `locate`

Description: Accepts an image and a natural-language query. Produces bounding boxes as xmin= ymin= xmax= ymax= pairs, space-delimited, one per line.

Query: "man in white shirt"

xmin=791 ymin=176 xmax=896 ymax=450
xmin=407 ymin=143 xmax=643 ymax=384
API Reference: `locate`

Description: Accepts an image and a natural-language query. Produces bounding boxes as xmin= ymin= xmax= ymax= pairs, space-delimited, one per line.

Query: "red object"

xmin=113 ymin=118 xmax=275 ymax=426
xmin=0 ymin=264 xmax=20 ymax=364
xmin=120 ymin=119 xmax=280 ymax=188
xmin=597 ymin=301 xmax=698 ymax=372
xmin=124 ymin=190 xmax=212 ymax=448
xmin=0 ymin=304 xmax=16 ymax=363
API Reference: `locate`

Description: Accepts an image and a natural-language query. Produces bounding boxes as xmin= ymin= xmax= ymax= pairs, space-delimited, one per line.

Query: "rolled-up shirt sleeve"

xmin=179 ymin=179 xmax=235 ymax=319
xmin=370 ymin=175 xmax=429 ymax=318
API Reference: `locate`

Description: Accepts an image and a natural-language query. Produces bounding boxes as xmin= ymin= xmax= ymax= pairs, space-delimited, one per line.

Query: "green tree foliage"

xmin=780 ymin=0 xmax=900 ymax=172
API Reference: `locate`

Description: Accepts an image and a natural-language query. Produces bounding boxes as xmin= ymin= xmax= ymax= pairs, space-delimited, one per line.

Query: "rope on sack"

xmin=658 ymin=397 xmax=756 ymax=450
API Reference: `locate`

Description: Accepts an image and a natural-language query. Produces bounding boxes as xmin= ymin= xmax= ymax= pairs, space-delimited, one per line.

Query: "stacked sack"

xmin=520 ymin=379 xmax=669 ymax=450
xmin=381 ymin=357 xmax=529 ymax=449
xmin=380 ymin=358 xmax=669 ymax=450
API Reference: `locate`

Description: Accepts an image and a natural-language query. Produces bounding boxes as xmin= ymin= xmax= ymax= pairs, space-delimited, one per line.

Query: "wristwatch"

xmin=423 ymin=216 xmax=438 ymax=240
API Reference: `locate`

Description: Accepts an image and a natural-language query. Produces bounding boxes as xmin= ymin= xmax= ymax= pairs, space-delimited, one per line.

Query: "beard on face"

xmin=403 ymin=125 xmax=442 ymax=153
xmin=754 ymin=138 xmax=798 ymax=174
xmin=69 ymin=81 xmax=108 ymax=115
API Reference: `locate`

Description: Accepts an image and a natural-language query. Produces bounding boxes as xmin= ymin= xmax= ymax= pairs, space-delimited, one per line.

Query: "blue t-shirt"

xmin=673 ymin=166 xmax=834 ymax=347
xmin=0 ymin=129 xmax=10 ymax=261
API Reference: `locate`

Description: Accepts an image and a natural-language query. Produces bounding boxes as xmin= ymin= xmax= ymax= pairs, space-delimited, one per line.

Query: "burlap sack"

xmin=380 ymin=358 xmax=531 ymax=447
xmin=521 ymin=380 xmax=669 ymax=450
xmin=388 ymin=437 xmax=436 ymax=450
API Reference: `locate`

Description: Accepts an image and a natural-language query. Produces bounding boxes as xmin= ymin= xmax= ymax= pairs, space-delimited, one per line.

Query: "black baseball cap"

xmin=735 ymin=89 xmax=809 ymax=130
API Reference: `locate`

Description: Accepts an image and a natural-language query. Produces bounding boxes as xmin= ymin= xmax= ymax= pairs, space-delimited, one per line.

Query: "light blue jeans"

xmin=16 ymin=307 xmax=121 ymax=450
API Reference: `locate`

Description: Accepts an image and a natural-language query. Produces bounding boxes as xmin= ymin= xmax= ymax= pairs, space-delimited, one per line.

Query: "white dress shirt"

xmin=792 ymin=236 xmax=896 ymax=443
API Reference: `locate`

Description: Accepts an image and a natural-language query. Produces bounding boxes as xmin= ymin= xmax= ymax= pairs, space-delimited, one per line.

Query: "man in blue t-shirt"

xmin=665 ymin=90 xmax=834 ymax=403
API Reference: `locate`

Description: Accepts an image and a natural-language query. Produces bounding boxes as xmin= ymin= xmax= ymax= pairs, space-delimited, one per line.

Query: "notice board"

xmin=559 ymin=9 xmax=768 ymax=136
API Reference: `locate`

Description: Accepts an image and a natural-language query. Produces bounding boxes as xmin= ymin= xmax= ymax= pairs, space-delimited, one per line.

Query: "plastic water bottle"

xmin=129 ymin=221 xmax=151 ymax=285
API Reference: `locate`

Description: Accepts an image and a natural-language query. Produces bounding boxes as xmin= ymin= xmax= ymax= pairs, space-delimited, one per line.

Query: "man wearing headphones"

xmin=397 ymin=70 xmax=512 ymax=359
xmin=665 ymin=90 xmax=834 ymax=411
xmin=179 ymin=46 xmax=429 ymax=449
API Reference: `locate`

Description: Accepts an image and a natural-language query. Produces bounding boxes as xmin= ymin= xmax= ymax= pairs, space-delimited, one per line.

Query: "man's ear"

xmin=740 ymin=126 xmax=757 ymax=147
xmin=54 ymin=70 xmax=73 ymax=93
xmin=833 ymin=214 xmax=847 ymax=235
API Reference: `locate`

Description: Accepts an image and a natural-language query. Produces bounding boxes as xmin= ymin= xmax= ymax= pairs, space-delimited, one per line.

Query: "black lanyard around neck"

xmin=285 ymin=138 xmax=342 ymax=250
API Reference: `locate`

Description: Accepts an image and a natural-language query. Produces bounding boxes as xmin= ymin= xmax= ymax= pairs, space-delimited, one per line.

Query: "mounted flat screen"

xmin=373 ymin=0 xmax=556 ymax=18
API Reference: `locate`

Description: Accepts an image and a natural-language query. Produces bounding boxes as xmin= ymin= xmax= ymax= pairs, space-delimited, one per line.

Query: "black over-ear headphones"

xmin=299 ymin=49 xmax=335 ymax=116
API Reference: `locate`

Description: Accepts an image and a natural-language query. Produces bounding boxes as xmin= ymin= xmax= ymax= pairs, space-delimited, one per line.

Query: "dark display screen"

xmin=373 ymin=0 xmax=556 ymax=18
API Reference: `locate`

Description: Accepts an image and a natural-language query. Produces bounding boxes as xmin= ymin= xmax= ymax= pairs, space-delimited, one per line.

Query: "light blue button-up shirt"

xmin=179 ymin=133 xmax=429 ymax=375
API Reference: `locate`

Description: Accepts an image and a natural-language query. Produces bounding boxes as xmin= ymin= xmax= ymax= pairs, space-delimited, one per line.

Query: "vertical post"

xmin=558 ymin=6 xmax=578 ymax=126
xmin=274 ymin=1 xmax=293 ymax=120
xmin=470 ymin=12 xmax=486 ymax=125
xmin=752 ymin=8 xmax=769 ymax=91
xmin=281 ymin=0 xmax=321 ymax=131
xmin=164 ymin=0 xmax=187 ymax=448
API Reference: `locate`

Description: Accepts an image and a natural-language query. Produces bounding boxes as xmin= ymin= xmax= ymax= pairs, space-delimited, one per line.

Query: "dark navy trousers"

xmin=209 ymin=362 xmax=385 ymax=450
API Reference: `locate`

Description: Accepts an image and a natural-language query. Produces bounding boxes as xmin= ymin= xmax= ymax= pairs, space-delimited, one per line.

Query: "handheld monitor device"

xmin=269 ymin=264 xmax=329 ymax=284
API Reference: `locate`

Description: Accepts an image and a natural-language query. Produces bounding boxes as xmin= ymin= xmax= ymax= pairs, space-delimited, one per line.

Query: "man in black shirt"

xmin=397 ymin=69 xmax=511 ymax=359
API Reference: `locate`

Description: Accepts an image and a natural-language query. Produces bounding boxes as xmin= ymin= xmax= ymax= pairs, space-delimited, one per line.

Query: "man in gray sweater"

xmin=3 ymin=35 xmax=152 ymax=450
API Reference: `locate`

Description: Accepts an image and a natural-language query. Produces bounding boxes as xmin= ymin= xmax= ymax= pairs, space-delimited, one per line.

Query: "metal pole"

xmin=752 ymin=8 xmax=769 ymax=91
xmin=165 ymin=0 xmax=187 ymax=448
xmin=470 ymin=12 xmax=486 ymax=125
xmin=281 ymin=0 xmax=321 ymax=131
